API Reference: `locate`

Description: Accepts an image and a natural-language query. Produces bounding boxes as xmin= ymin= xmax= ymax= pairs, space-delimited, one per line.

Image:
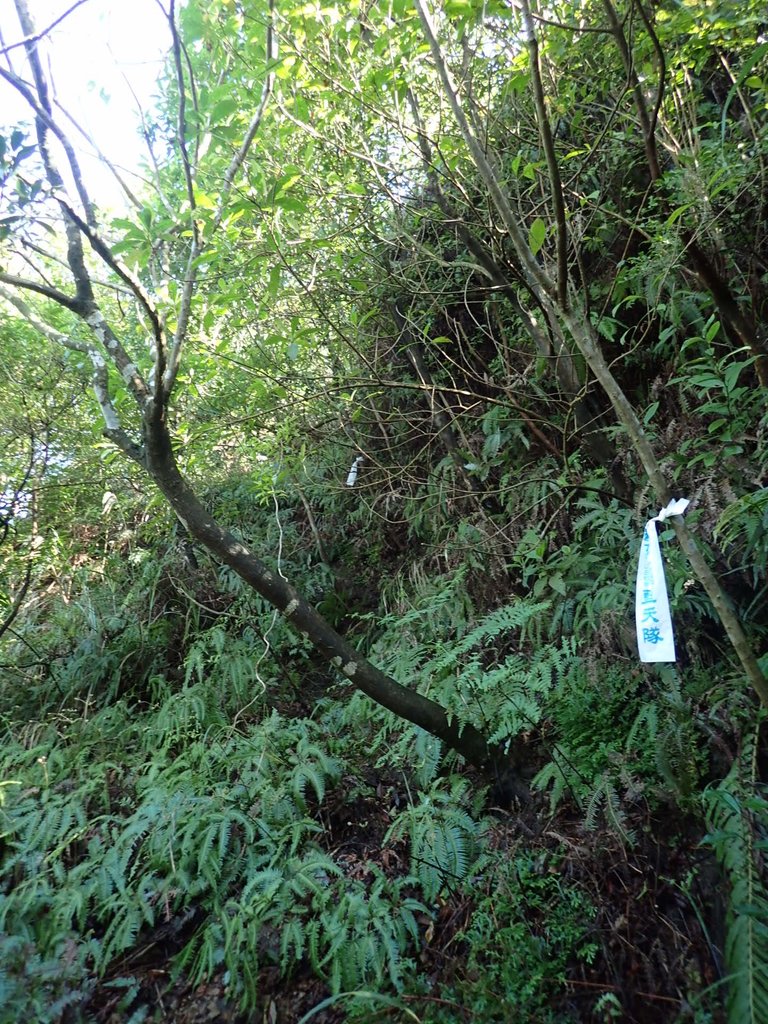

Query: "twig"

xmin=520 ymin=0 xmax=569 ymax=308
xmin=0 ymin=0 xmax=92 ymax=57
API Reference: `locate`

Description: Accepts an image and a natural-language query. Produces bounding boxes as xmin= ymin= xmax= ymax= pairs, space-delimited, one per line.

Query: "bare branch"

xmin=508 ymin=1 xmax=616 ymax=34
xmin=520 ymin=0 xmax=569 ymax=308
xmin=162 ymin=236 xmax=200 ymax=397
xmin=0 ymin=0 xmax=92 ymax=58
xmin=161 ymin=0 xmax=277 ymax=400
xmin=0 ymin=284 xmax=145 ymax=460
xmin=633 ymin=1 xmax=667 ymax=173
xmin=180 ymin=32 xmax=201 ymax=164
xmin=0 ymin=271 xmax=81 ymax=311
xmin=79 ymin=304 xmax=150 ymax=408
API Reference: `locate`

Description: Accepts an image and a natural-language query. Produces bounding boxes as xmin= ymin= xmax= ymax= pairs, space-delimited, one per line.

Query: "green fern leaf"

xmin=703 ymin=724 xmax=768 ymax=1024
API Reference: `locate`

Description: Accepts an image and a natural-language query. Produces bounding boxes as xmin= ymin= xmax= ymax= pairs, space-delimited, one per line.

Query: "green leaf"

xmin=194 ymin=191 xmax=217 ymax=210
xmin=211 ymin=98 xmax=240 ymax=121
xmin=724 ymin=361 xmax=747 ymax=392
xmin=529 ymin=218 xmax=547 ymax=255
xmin=273 ymin=195 xmax=308 ymax=214
xmin=666 ymin=203 xmax=693 ymax=226
xmin=548 ymin=573 xmax=566 ymax=596
xmin=643 ymin=401 xmax=659 ymax=425
xmin=704 ymin=319 xmax=721 ymax=344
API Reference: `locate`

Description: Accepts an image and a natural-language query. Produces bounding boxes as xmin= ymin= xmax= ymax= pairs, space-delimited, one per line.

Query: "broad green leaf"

xmin=529 ymin=218 xmax=547 ymax=255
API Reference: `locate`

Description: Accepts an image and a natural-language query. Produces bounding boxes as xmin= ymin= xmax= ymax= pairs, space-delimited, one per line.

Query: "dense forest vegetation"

xmin=1 ymin=0 xmax=767 ymax=1020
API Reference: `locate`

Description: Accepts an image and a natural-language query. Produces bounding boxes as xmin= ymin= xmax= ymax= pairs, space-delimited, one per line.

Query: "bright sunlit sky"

xmin=1 ymin=0 xmax=171 ymax=208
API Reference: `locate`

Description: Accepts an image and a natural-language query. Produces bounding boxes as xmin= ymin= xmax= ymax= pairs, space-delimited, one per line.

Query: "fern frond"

xmin=703 ymin=723 xmax=768 ymax=1024
xmin=585 ymin=774 xmax=633 ymax=845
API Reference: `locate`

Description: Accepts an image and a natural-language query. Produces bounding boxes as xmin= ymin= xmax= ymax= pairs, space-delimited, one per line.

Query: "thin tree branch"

xmin=507 ymin=1 xmax=616 ymax=35
xmin=413 ymin=0 xmax=553 ymax=299
xmin=633 ymin=0 xmax=666 ymax=164
xmin=0 ymin=284 xmax=84 ymax=349
xmin=59 ymin=198 xmax=165 ymax=360
xmin=167 ymin=0 xmax=197 ymax=219
xmin=5 ymin=6 xmax=96 ymax=229
xmin=0 ymin=285 xmax=141 ymax=451
xmin=0 ymin=0 xmax=92 ymax=57
xmin=0 ymin=433 xmax=37 ymax=546
xmin=120 ymin=68 xmax=176 ymax=216
xmin=0 ymin=564 xmax=33 ymax=643
xmin=17 ymin=238 xmax=134 ymax=296
xmin=519 ymin=0 xmax=569 ymax=308
xmin=600 ymin=0 xmax=661 ymax=180
xmin=214 ymin=0 xmax=276 ymax=226
xmin=161 ymin=0 xmax=277 ymax=400
xmin=0 ymin=271 xmax=81 ymax=311
xmin=54 ymin=99 xmax=144 ymax=211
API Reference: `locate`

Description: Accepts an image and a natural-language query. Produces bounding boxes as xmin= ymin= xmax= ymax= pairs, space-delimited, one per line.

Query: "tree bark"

xmin=144 ymin=415 xmax=502 ymax=769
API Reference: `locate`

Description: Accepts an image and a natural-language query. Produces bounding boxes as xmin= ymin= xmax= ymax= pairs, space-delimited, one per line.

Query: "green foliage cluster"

xmin=2 ymin=0 xmax=768 ymax=1019
xmin=0 ymin=657 xmax=421 ymax=1017
xmin=702 ymin=721 xmax=768 ymax=1023
xmin=421 ymin=853 xmax=598 ymax=1024
xmin=0 ymin=603 xmax=603 ymax=1021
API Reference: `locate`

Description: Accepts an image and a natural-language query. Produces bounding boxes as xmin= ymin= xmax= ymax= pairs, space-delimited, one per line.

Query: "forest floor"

xmin=82 ymin=769 xmax=726 ymax=1024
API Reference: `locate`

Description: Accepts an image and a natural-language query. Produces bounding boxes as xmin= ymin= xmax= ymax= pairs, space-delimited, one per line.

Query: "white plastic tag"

xmin=635 ymin=498 xmax=689 ymax=662
xmin=345 ymin=456 xmax=364 ymax=487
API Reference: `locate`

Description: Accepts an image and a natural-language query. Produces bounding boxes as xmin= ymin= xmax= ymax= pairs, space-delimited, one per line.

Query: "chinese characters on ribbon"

xmin=635 ymin=499 xmax=689 ymax=663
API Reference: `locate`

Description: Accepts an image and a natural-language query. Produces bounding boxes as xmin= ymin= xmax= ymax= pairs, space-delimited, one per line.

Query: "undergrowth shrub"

xmin=0 ymin=687 xmax=433 ymax=1018
xmin=0 ymin=929 xmax=94 ymax=1024
xmin=369 ymin=567 xmax=571 ymax=749
xmin=385 ymin=776 xmax=485 ymax=901
xmin=534 ymin=660 xmax=715 ymax=823
xmin=417 ymin=850 xmax=598 ymax=1024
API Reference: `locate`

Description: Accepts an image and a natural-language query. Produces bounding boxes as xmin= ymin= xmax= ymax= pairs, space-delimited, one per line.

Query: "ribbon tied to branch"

xmin=635 ymin=498 xmax=690 ymax=662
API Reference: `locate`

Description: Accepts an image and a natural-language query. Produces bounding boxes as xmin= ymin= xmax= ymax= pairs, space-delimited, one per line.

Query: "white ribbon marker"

xmin=635 ymin=498 xmax=689 ymax=662
xmin=345 ymin=456 xmax=364 ymax=487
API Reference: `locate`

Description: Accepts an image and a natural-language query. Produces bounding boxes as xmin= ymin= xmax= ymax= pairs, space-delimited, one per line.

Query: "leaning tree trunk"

xmin=144 ymin=416 xmax=501 ymax=769
xmin=1 ymin=0 xmax=509 ymax=775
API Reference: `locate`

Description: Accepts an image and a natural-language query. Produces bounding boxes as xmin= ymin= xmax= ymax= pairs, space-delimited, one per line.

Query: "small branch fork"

xmin=2 ymin=0 xmax=274 ymax=450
